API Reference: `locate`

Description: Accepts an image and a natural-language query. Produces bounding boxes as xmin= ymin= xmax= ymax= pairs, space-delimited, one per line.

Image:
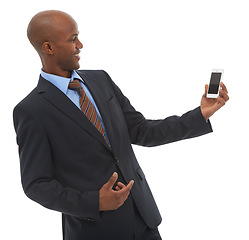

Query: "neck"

xmin=42 ymin=67 xmax=72 ymax=78
xmin=42 ymin=60 xmax=72 ymax=78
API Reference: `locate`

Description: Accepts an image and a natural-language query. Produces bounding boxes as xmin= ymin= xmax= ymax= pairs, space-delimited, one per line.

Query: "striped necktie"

xmin=68 ymin=79 xmax=109 ymax=145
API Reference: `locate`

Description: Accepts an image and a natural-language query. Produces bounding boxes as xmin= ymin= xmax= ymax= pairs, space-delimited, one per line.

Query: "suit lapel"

xmin=37 ymin=76 xmax=111 ymax=151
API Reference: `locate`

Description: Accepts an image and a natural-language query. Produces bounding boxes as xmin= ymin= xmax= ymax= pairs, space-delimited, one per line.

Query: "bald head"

xmin=27 ymin=10 xmax=83 ymax=77
xmin=27 ymin=10 xmax=76 ymax=53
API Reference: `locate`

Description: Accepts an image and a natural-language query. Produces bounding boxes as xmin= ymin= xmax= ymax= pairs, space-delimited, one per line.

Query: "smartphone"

xmin=207 ymin=69 xmax=224 ymax=98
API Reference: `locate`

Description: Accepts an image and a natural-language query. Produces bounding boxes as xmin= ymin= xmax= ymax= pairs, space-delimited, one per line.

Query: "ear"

xmin=42 ymin=41 xmax=54 ymax=55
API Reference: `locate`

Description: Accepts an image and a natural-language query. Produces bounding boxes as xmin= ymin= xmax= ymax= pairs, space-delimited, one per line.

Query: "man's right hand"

xmin=99 ymin=172 xmax=134 ymax=211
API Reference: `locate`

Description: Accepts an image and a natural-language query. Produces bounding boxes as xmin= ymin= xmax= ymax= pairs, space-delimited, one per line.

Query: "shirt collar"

xmin=41 ymin=69 xmax=84 ymax=94
xmin=71 ymin=70 xmax=84 ymax=83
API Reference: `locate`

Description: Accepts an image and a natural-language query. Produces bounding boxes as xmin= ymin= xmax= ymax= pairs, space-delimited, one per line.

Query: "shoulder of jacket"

xmin=76 ymin=70 xmax=111 ymax=82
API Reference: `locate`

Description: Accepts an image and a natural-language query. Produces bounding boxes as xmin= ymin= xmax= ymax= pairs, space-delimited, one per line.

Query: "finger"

xmin=217 ymin=96 xmax=226 ymax=107
xmin=220 ymin=82 xmax=228 ymax=94
xmin=115 ymin=182 xmax=125 ymax=191
xmin=219 ymin=89 xmax=230 ymax=102
xmin=105 ymin=172 xmax=118 ymax=190
xmin=117 ymin=182 xmax=126 ymax=189
xmin=127 ymin=180 xmax=134 ymax=191
xmin=120 ymin=180 xmax=134 ymax=195
xmin=116 ymin=181 xmax=134 ymax=207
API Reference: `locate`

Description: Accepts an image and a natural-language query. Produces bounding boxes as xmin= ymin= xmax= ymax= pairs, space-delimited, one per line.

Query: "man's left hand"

xmin=201 ymin=82 xmax=229 ymax=121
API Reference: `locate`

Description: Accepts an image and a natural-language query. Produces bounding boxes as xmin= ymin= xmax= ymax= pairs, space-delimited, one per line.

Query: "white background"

xmin=1 ymin=0 xmax=248 ymax=239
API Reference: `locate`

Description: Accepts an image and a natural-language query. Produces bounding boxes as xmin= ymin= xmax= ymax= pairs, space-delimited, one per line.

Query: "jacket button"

xmin=115 ymin=157 xmax=120 ymax=163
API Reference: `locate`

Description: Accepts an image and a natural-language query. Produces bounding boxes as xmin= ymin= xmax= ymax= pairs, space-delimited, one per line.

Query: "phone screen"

xmin=208 ymin=72 xmax=222 ymax=94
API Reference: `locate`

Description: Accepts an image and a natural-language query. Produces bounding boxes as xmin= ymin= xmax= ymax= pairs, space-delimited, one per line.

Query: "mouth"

xmin=74 ymin=51 xmax=80 ymax=58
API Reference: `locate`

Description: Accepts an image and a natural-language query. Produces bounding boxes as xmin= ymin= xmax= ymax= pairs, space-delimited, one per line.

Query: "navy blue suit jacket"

xmin=13 ymin=70 xmax=212 ymax=239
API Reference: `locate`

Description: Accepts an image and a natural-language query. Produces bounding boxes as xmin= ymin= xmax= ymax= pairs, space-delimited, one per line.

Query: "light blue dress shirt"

xmin=41 ymin=69 xmax=110 ymax=145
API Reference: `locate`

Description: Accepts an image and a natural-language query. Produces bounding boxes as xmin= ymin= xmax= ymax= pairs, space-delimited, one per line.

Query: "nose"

xmin=76 ymin=38 xmax=83 ymax=49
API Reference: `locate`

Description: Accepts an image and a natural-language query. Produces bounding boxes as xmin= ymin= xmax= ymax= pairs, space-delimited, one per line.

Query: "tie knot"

xmin=68 ymin=79 xmax=83 ymax=97
xmin=68 ymin=79 xmax=83 ymax=91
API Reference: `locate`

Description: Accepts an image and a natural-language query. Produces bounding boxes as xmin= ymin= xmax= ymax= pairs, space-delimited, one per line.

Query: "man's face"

xmin=52 ymin=16 xmax=83 ymax=76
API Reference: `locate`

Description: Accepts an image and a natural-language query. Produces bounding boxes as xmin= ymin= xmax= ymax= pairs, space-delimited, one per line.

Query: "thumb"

xmin=104 ymin=172 xmax=118 ymax=189
xmin=204 ymin=84 xmax=208 ymax=97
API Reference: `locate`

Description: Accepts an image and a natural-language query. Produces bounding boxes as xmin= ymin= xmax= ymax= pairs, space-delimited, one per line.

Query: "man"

xmin=13 ymin=10 xmax=229 ymax=240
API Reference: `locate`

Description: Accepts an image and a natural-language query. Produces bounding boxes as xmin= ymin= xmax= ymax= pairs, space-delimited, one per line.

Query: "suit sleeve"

xmin=104 ymin=71 xmax=213 ymax=147
xmin=13 ymin=105 xmax=100 ymax=221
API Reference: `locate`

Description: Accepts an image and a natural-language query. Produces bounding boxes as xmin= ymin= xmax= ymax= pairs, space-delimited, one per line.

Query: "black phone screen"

xmin=208 ymin=72 xmax=222 ymax=94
